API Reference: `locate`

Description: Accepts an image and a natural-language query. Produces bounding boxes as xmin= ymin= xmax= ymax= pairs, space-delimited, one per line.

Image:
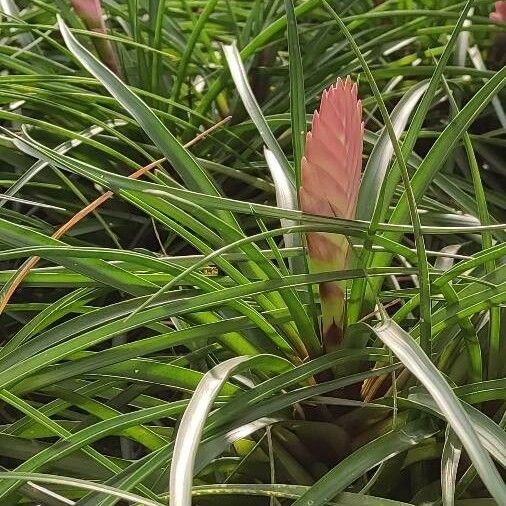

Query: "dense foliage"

xmin=0 ymin=0 xmax=504 ymax=505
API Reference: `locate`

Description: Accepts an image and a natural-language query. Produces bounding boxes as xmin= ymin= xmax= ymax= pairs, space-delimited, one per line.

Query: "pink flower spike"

xmin=300 ymin=77 xmax=363 ymax=351
xmin=491 ymin=1 xmax=506 ymax=22
xmin=71 ymin=0 xmax=122 ymax=77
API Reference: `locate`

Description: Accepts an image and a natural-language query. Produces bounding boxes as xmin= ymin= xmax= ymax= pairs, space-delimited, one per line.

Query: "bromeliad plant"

xmin=0 ymin=1 xmax=504 ymax=506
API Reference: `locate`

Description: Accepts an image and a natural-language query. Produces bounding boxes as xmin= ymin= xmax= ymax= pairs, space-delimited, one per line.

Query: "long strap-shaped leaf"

xmin=292 ymin=419 xmax=437 ymax=506
xmin=223 ymin=43 xmax=294 ymax=186
xmin=169 ymin=355 xmax=291 ymax=506
xmin=57 ymin=16 xmax=238 ymax=229
xmin=372 ymin=319 xmax=506 ymax=504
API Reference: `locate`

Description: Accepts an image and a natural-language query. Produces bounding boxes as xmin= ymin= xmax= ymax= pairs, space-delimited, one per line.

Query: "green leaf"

xmin=291 ymin=419 xmax=437 ymax=506
xmin=356 ymin=81 xmax=429 ymax=222
xmin=169 ymin=355 xmax=291 ymax=506
xmin=57 ymin=16 xmax=237 ymax=226
xmin=222 ymin=42 xmax=294 ymax=186
xmin=0 ymin=472 xmax=164 ymax=506
xmin=370 ymin=319 xmax=506 ymax=504
xmin=192 ymin=483 xmax=414 ymax=505
xmin=284 ymin=0 xmax=306 ymax=189
xmin=441 ymin=427 xmax=462 ymax=506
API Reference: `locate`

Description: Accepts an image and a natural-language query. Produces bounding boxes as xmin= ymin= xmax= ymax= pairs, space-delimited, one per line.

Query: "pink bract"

xmin=301 ymin=77 xmax=363 ymax=221
xmin=300 ymin=77 xmax=363 ymax=349
xmin=491 ymin=1 xmax=506 ymax=22
xmin=70 ymin=0 xmax=122 ymax=77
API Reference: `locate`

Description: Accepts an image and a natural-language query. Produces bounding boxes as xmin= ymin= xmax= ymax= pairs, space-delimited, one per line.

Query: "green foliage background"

xmin=0 ymin=0 xmax=504 ymax=504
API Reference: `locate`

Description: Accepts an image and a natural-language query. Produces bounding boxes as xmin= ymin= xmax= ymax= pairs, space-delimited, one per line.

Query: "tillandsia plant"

xmin=300 ymin=77 xmax=363 ymax=352
xmin=0 ymin=1 xmax=505 ymax=506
